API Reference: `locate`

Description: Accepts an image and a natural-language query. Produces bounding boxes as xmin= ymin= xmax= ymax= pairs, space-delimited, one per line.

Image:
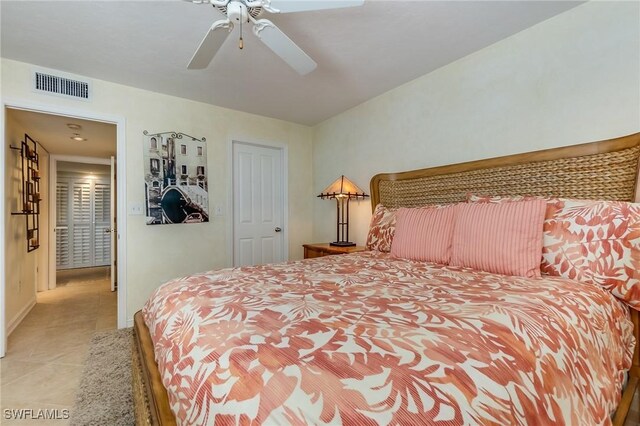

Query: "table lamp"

xmin=318 ymin=175 xmax=369 ymax=246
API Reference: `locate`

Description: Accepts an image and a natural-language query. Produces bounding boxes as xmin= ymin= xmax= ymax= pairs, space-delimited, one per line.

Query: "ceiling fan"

xmin=186 ymin=0 xmax=364 ymax=75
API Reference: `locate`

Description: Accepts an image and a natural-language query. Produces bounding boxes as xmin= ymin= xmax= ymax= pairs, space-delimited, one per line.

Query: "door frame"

xmin=228 ymin=138 xmax=288 ymax=267
xmin=49 ymin=155 xmax=111 ymax=289
xmin=0 ymin=99 xmax=128 ymax=357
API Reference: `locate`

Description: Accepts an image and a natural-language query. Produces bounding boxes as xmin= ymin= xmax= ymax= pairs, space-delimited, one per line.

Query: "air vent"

xmin=33 ymin=70 xmax=91 ymax=101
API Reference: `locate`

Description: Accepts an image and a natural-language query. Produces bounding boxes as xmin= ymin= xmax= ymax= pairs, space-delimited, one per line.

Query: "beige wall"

xmin=4 ymin=112 xmax=50 ymax=331
xmin=312 ymin=1 xmax=640 ymax=245
xmin=2 ymin=58 xmax=314 ymax=325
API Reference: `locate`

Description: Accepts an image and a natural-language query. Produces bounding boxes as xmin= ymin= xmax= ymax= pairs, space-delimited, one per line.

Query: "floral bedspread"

xmin=143 ymin=251 xmax=635 ymax=426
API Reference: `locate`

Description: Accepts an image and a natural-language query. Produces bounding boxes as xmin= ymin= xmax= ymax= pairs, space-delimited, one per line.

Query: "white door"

xmin=56 ymin=176 xmax=111 ymax=270
xmin=233 ymin=142 xmax=285 ymax=266
xmin=71 ymin=179 xmax=93 ymax=268
xmin=93 ymin=181 xmax=111 ymax=267
xmin=55 ymin=180 xmax=70 ymax=269
xmin=110 ymin=156 xmax=117 ymax=291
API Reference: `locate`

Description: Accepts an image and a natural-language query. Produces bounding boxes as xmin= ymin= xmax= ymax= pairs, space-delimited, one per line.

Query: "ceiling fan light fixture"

xmin=71 ymin=133 xmax=87 ymax=142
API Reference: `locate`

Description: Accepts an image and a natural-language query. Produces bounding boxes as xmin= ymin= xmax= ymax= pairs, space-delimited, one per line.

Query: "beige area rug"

xmin=70 ymin=328 xmax=134 ymax=426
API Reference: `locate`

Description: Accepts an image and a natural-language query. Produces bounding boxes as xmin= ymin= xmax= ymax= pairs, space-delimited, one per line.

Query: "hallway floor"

xmin=0 ymin=267 xmax=116 ymax=424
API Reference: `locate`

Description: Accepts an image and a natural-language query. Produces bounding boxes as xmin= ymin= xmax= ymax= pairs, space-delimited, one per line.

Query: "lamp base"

xmin=330 ymin=241 xmax=356 ymax=247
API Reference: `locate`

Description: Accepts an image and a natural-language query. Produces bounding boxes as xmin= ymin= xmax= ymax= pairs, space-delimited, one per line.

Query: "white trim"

xmin=6 ymin=297 xmax=36 ymax=336
xmin=35 ymin=144 xmax=51 ymax=294
xmin=116 ymin=117 xmax=127 ymax=330
xmin=49 ymin=154 xmax=113 ymax=289
xmin=0 ymin=104 xmax=5 ymax=357
xmin=1 ymin=99 xmax=128 ymax=360
xmin=49 ymin=158 xmax=57 ymax=291
xmin=228 ymin=138 xmax=289 ymax=267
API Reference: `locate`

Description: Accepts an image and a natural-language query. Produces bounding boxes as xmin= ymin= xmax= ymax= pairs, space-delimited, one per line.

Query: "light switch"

xmin=129 ymin=203 xmax=144 ymax=215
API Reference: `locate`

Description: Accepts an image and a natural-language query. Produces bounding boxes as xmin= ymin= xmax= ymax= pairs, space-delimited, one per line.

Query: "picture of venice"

xmin=143 ymin=133 xmax=209 ymax=225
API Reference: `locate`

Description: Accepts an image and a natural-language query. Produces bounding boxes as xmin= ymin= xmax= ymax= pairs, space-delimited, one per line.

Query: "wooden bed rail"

xmin=133 ymin=311 xmax=175 ymax=426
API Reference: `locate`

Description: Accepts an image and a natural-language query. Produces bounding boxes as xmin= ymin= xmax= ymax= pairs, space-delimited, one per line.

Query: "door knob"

xmin=275 ymin=227 xmax=282 ymax=232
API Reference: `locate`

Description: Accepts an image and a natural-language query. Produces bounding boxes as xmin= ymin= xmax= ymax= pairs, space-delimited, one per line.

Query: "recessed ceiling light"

xmin=71 ymin=133 xmax=87 ymax=141
xmin=67 ymin=123 xmax=82 ymax=131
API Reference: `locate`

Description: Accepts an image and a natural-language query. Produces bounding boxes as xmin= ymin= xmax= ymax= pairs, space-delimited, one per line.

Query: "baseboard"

xmin=6 ymin=297 xmax=37 ymax=336
xmin=126 ymin=318 xmax=134 ymax=328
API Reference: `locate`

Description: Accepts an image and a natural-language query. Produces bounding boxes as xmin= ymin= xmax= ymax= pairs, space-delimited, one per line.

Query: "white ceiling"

xmin=7 ymin=109 xmax=117 ymax=158
xmin=1 ymin=1 xmax=581 ymax=126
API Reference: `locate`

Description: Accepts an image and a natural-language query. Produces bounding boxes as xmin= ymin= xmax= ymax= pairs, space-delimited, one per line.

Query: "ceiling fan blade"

xmin=253 ymin=19 xmax=317 ymax=75
xmin=188 ymin=19 xmax=233 ymax=69
xmin=261 ymin=0 xmax=364 ymax=14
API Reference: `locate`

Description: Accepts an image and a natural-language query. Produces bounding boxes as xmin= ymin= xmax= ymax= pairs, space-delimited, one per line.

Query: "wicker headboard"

xmin=370 ymin=133 xmax=640 ymax=210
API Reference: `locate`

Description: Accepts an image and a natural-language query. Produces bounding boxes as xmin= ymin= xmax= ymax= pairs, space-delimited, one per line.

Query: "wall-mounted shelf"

xmin=10 ymin=134 xmax=40 ymax=252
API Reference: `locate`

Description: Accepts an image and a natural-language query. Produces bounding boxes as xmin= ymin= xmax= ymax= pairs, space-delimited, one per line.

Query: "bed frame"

xmin=133 ymin=132 xmax=640 ymax=425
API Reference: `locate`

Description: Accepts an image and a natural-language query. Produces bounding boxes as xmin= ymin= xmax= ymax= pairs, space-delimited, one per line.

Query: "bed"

xmin=133 ymin=132 xmax=640 ymax=425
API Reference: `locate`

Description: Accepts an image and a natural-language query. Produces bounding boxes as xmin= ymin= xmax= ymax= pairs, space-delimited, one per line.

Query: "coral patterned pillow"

xmin=541 ymin=199 xmax=640 ymax=310
xmin=390 ymin=206 xmax=456 ymax=264
xmin=451 ymin=199 xmax=547 ymax=277
xmin=468 ymin=194 xmax=640 ymax=309
xmin=366 ymin=204 xmax=397 ymax=252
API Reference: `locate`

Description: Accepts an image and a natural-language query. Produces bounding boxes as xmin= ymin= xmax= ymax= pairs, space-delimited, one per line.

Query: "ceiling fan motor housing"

xmin=227 ymin=1 xmax=249 ymax=22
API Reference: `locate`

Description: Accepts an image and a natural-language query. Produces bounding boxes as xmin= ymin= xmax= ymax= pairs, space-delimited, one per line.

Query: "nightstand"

xmin=303 ymin=243 xmax=367 ymax=259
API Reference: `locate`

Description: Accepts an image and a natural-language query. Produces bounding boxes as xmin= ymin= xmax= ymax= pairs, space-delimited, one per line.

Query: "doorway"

xmin=53 ymin=159 xmax=115 ymax=290
xmin=232 ymin=140 xmax=288 ymax=267
xmin=1 ymin=103 xmax=126 ymax=358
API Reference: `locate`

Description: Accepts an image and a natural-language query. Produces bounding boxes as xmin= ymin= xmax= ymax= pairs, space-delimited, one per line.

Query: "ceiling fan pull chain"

xmin=238 ymin=7 xmax=244 ymax=50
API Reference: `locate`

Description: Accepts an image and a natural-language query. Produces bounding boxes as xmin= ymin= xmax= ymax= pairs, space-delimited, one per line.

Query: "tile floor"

xmin=0 ymin=267 xmax=116 ymax=425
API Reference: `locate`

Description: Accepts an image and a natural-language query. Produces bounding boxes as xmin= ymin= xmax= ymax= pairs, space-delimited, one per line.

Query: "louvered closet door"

xmin=57 ymin=175 xmax=112 ymax=270
xmin=71 ymin=179 xmax=93 ymax=268
xmin=93 ymin=182 xmax=111 ymax=266
xmin=56 ymin=181 xmax=71 ymax=269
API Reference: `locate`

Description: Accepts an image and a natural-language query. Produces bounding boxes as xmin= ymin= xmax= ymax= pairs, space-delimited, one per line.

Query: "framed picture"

xmin=143 ymin=133 xmax=209 ymax=225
